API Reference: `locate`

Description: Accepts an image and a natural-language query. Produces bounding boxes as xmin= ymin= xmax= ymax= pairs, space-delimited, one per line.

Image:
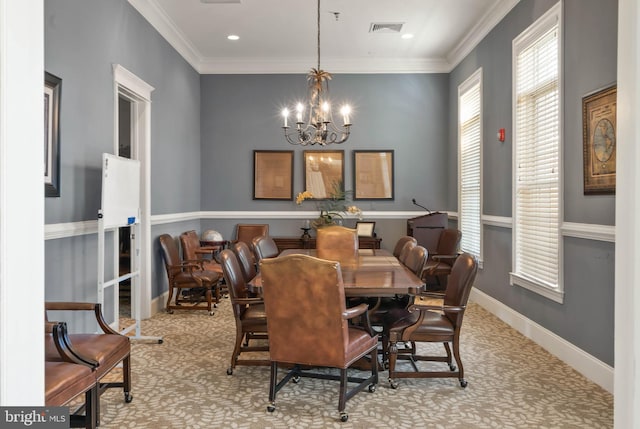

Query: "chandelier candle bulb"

xmin=282 ymin=109 xmax=289 ymax=128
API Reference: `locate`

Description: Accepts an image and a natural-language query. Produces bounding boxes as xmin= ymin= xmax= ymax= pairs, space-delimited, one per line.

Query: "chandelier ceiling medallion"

xmin=281 ymin=0 xmax=352 ymax=146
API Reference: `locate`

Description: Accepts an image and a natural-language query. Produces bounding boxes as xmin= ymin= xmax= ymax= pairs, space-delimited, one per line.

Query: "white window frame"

xmin=510 ymin=2 xmax=563 ymax=303
xmin=458 ymin=68 xmax=483 ymax=266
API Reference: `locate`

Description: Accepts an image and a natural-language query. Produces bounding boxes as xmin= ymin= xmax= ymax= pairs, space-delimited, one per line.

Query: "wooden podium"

xmin=407 ymin=212 xmax=448 ymax=255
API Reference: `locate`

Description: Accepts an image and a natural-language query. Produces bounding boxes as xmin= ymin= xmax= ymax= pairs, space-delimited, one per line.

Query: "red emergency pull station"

xmin=498 ymin=128 xmax=506 ymax=142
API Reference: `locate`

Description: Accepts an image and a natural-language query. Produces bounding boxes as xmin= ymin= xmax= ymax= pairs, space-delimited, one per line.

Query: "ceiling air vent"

xmin=369 ymin=22 xmax=404 ymax=33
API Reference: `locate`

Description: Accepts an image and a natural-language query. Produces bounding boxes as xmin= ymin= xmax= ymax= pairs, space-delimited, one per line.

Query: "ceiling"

xmin=128 ymin=0 xmax=520 ymax=74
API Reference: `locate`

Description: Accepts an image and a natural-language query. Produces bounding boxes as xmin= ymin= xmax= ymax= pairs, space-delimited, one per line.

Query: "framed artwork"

xmin=356 ymin=221 xmax=376 ymax=237
xmin=353 ymin=150 xmax=394 ymax=200
xmin=45 ymin=71 xmax=62 ymax=197
xmin=582 ymin=84 xmax=616 ymax=194
xmin=253 ymin=150 xmax=294 ymax=200
xmin=303 ymin=150 xmax=344 ymax=199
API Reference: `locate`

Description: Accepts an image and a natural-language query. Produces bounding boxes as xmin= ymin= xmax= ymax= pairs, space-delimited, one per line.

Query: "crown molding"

xmin=447 ymin=0 xmax=521 ymax=70
xmin=129 ymin=0 xmax=517 ymax=74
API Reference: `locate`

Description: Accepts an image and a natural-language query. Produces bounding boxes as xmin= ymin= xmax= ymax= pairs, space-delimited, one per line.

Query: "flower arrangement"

xmin=296 ymin=182 xmax=362 ymax=228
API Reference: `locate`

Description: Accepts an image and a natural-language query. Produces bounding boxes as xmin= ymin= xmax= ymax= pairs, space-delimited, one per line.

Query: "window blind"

xmin=459 ymin=74 xmax=482 ymax=259
xmin=514 ymin=26 xmax=560 ymax=290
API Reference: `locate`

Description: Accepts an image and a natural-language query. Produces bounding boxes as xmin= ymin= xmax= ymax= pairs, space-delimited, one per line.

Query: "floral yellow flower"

xmin=296 ymin=190 xmax=313 ymax=205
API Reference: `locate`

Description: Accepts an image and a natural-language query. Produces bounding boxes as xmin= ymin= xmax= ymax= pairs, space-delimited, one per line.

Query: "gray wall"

xmin=44 ymin=0 xmax=201 ymax=302
xmin=448 ymin=0 xmax=617 ymax=365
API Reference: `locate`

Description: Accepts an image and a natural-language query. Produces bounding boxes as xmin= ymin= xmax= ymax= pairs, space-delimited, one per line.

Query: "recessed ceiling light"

xmin=227 ymin=34 xmax=240 ymax=41
xmin=401 ymin=33 xmax=414 ymax=40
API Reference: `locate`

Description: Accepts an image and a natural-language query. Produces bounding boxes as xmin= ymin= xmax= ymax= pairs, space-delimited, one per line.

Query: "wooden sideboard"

xmin=273 ymin=236 xmax=382 ymax=251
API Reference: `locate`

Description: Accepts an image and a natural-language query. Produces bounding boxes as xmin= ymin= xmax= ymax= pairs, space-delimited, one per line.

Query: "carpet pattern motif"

xmin=97 ymin=298 xmax=613 ymax=428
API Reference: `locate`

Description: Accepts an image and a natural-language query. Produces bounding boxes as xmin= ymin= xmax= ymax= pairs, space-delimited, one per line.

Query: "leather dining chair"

xmin=382 ymin=253 xmax=478 ymax=389
xmin=219 ymin=249 xmax=269 ymax=375
xmin=179 ymin=230 xmax=223 ymax=275
xmin=316 ymin=225 xmax=358 ymax=264
xmin=251 ymin=235 xmax=279 ymax=264
xmin=398 ymin=239 xmax=417 ymax=265
xmin=234 ymin=224 xmax=269 ymax=247
xmin=393 ymin=236 xmax=417 ymax=258
xmin=423 ymin=228 xmax=462 ymax=290
xmin=159 ymin=234 xmax=221 ymax=315
xmin=260 ymin=253 xmax=378 ymax=422
xmin=231 ymin=241 xmax=258 ymax=283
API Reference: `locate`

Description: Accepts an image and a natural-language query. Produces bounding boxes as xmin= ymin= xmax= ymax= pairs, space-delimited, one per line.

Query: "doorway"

xmin=118 ymin=95 xmax=133 ymax=321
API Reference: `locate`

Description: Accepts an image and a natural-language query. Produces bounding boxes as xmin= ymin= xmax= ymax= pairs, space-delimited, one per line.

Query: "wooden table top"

xmin=250 ymin=248 xmax=425 ymax=297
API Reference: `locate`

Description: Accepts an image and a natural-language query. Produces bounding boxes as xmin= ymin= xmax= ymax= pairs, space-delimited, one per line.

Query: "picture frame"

xmin=253 ymin=150 xmax=294 ymax=200
xmin=356 ymin=221 xmax=376 ymax=237
xmin=582 ymin=84 xmax=616 ymax=195
xmin=44 ymin=71 xmax=62 ymax=197
xmin=303 ymin=150 xmax=345 ymax=199
xmin=353 ymin=150 xmax=394 ymax=200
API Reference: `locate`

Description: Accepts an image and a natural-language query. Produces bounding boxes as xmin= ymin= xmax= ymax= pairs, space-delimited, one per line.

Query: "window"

xmin=511 ymin=2 xmax=563 ymax=303
xmin=458 ymin=68 xmax=482 ymax=262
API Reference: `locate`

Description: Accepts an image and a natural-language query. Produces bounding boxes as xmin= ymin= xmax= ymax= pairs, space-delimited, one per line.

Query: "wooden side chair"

xmin=159 ymin=233 xmax=221 ymax=315
xmin=179 ymin=229 xmax=224 ymax=274
xmin=235 ymin=223 xmax=269 ymax=247
xmin=45 ymin=321 xmax=98 ymax=429
xmin=382 ymin=253 xmax=478 ymax=389
xmin=45 ymin=303 xmax=133 ymax=425
xmin=219 ymin=249 xmax=269 ymax=375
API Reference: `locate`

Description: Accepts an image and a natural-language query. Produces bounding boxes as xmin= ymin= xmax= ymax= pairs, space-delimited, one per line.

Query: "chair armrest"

xmin=47 ymin=321 xmax=99 ymax=368
xmin=230 ymin=297 xmax=264 ymax=306
xmin=45 ymin=302 xmax=121 ymax=335
xmin=342 ymin=303 xmax=368 ymax=320
xmin=408 ymin=303 xmax=466 ymax=313
xmin=431 ymin=253 xmax=461 ymax=262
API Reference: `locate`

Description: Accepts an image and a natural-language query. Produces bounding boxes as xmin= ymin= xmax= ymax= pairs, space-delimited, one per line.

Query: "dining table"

xmin=248 ymin=248 xmax=425 ymax=297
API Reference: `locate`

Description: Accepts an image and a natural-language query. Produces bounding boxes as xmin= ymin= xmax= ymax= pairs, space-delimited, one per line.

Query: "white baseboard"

xmin=150 ymin=292 xmax=168 ymax=316
xmin=470 ymin=288 xmax=613 ymax=394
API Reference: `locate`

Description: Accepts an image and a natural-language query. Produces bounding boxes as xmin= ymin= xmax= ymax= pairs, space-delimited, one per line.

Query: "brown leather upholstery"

xmin=45 ymin=303 xmax=133 ymax=425
xmin=159 ymin=234 xmax=221 ymax=315
xmin=393 ymin=236 xmax=417 ymax=258
xmin=398 ymin=240 xmax=417 ymax=265
xmin=404 ymin=245 xmax=428 ymax=277
xmin=231 ymin=241 xmax=257 ymax=282
xmin=45 ymin=321 xmax=97 ymax=428
xmin=235 ymin=224 xmax=269 ymax=246
xmin=382 ymin=253 xmax=478 ymax=389
xmin=252 ymin=235 xmax=279 ymax=263
xmin=423 ymin=229 xmax=462 ymax=289
xmin=260 ymin=254 xmax=378 ymax=421
xmin=316 ymin=225 xmax=358 ymax=252
xmin=219 ymin=249 xmax=269 ymax=374
xmin=179 ymin=230 xmax=223 ymax=274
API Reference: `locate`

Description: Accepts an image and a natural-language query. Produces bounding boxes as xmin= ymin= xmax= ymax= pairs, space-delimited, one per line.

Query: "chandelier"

xmin=281 ymin=0 xmax=352 ymax=146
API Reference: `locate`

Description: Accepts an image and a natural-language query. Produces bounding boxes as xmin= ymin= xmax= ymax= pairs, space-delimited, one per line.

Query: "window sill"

xmin=509 ymin=272 xmax=564 ymax=304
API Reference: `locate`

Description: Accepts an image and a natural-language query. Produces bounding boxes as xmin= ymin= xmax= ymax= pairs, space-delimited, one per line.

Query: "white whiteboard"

xmin=101 ymin=153 xmax=140 ymax=228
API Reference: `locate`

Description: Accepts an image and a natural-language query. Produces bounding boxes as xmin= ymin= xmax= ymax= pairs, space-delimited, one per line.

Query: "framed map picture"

xmin=253 ymin=150 xmax=294 ymax=200
xmin=582 ymin=84 xmax=616 ymax=194
xmin=353 ymin=150 xmax=394 ymax=200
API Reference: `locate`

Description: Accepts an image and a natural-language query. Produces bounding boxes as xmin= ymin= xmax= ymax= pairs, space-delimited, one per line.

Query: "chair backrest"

xmin=260 ymin=254 xmax=349 ymax=368
xmin=404 ymin=245 xmax=428 ymax=277
xmin=435 ymin=229 xmax=462 ymax=260
xmin=398 ymin=240 xmax=417 ymax=264
xmin=442 ymin=253 xmax=478 ymax=326
xmin=236 ymin=224 xmax=269 ymax=246
xmin=316 ymin=225 xmax=358 ymax=250
xmin=158 ymin=234 xmax=181 ymax=277
xmin=231 ymin=241 xmax=257 ymax=282
xmin=179 ymin=230 xmax=200 ymax=261
xmin=252 ymin=235 xmax=279 ymax=262
xmin=393 ymin=236 xmax=417 ymax=258
xmin=219 ymin=249 xmax=250 ymax=316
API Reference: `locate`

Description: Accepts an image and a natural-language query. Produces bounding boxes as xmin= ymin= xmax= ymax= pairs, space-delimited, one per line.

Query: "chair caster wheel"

xmin=449 ymin=364 xmax=457 ymax=371
xmin=368 ymin=384 xmax=376 ymax=393
xmin=209 ymin=311 xmax=215 ymax=316
xmin=340 ymin=412 xmax=349 ymax=422
xmin=125 ymin=393 xmax=133 ymax=403
xmin=292 ymin=375 xmax=301 ymax=384
xmin=389 ymin=379 xmax=398 ymax=389
xmin=167 ymin=310 xmax=174 ymax=314
xmin=267 ymin=403 xmax=276 ymax=413
xmin=158 ymin=339 xmax=164 ymax=344
xmin=226 ymin=367 xmax=233 ymax=375
xmin=460 ymin=379 xmax=468 ymax=388
xmin=214 ymin=304 xmax=218 ymax=308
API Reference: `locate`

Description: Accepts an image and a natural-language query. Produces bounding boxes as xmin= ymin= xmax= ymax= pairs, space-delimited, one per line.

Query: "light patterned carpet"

xmin=96 ymin=296 xmax=613 ymax=428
